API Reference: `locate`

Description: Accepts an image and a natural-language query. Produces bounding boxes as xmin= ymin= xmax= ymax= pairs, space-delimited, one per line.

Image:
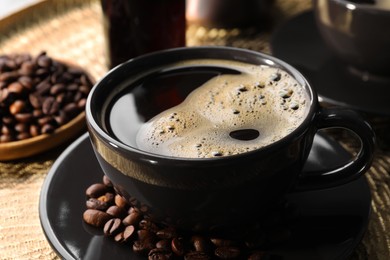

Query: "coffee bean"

xmin=86 ymin=183 xmax=108 ymax=198
xmin=16 ymin=133 xmax=31 ymax=140
xmin=115 ymin=194 xmax=129 ymax=208
xmin=83 ymin=209 xmax=112 ymax=227
xmin=37 ymin=55 xmax=52 ymax=68
xmin=8 ymin=82 xmax=24 ymax=94
xmin=171 ymin=237 xmax=186 ymax=256
xmin=123 ymin=225 xmax=136 ymax=242
xmin=14 ymin=113 xmax=33 ymax=123
xmin=41 ymin=124 xmax=55 ymax=134
xmin=50 ymin=83 xmax=66 ymax=95
xmin=156 ymin=227 xmax=177 ymax=239
xmin=123 ymin=211 xmax=142 ymax=226
xmin=184 ymin=251 xmax=211 ymax=260
xmin=42 ymin=97 xmax=58 ymax=115
xmin=137 ymin=229 xmax=156 ymax=243
xmin=210 ymin=238 xmax=236 ymax=247
xmin=248 ymin=251 xmax=266 ymax=260
xmin=104 ymin=218 xmax=123 ymax=236
xmin=29 ymin=94 xmax=41 ymax=108
xmin=19 ymin=61 xmax=35 ymax=76
xmin=29 ymin=124 xmax=40 ymax=137
xmin=103 ymin=175 xmax=113 ymax=187
xmin=99 ymin=192 xmax=115 ymax=205
xmin=139 ymin=219 xmax=159 ymax=233
xmin=191 ymin=236 xmax=212 ymax=253
xmin=106 ymin=205 xmax=127 ymax=218
xmin=156 ymin=239 xmax=171 ymax=250
xmin=86 ymin=198 xmax=109 ymax=211
xmin=9 ymin=100 xmax=25 ymax=115
xmin=148 ymin=248 xmax=173 ymax=260
xmin=18 ymin=76 xmax=33 ymax=89
xmin=133 ymin=240 xmax=154 ymax=255
xmin=214 ymin=246 xmax=241 ymax=259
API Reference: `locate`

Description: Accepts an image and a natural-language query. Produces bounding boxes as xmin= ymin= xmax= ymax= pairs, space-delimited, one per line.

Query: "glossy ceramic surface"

xmin=271 ymin=11 xmax=390 ymax=116
xmin=39 ymin=132 xmax=371 ymax=259
xmin=313 ymin=0 xmax=390 ymax=76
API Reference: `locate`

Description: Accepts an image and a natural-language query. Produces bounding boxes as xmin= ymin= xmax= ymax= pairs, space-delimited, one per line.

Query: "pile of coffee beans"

xmin=83 ymin=176 xmax=292 ymax=259
xmin=0 ymin=52 xmax=93 ymax=143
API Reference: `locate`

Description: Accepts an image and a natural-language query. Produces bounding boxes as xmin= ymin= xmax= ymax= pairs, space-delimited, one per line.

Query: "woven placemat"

xmin=0 ymin=0 xmax=389 ymax=259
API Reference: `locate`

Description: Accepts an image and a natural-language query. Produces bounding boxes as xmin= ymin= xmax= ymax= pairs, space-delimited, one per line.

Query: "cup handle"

xmin=295 ymin=108 xmax=375 ymax=191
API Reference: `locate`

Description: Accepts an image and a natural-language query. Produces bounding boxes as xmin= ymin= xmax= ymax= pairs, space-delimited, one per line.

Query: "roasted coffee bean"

xmin=115 ymin=194 xmax=129 ymax=208
xmin=14 ymin=113 xmax=33 ymax=123
xmin=137 ymin=229 xmax=156 ymax=243
xmin=133 ymin=240 xmax=154 ymax=255
xmin=171 ymin=237 xmax=186 ymax=256
xmin=1 ymin=125 xmax=11 ymax=135
xmin=139 ymin=219 xmax=160 ymax=233
xmin=103 ymin=175 xmax=113 ymax=187
xmin=156 ymin=227 xmax=177 ymax=239
xmin=123 ymin=211 xmax=142 ymax=226
xmin=86 ymin=198 xmax=109 ymax=211
xmin=106 ymin=205 xmax=127 ymax=218
xmin=191 ymin=236 xmax=212 ymax=253
xmin=41 ymin=124 xmax=55 ymax=134
xmin=248 ymin=251 xmax=266 ymax=260
xmin=15 ymin=123 xmax=28 ymax=133
xmin=9 ymin=100 xmax=25 ymax=115
xmin=0 ymin=134 xmax=13 ymax=143
xmin=19 ymin=61 xmax=35 ymax=76
xmin=104 ymin=218 xmax=123 ymax=236
xmin=42 ymin=97 xmax=58 ymax=115
xmin=214 ymin=246 xmax=241 ymax=259
xmin=86 ymin=183 xmax=108 ymax=198
xmin=63 ymin=103 xmax=79 ymax=117
xmin=29 ymin=124 xmax=40 ymax=137
xmin=184 ymin=251 xmax=211 ymax=260
xmin=210 ymin=238 xmax=236 ymax=247
xmin=29 ymin=94 xmax=41 ymax=108
xmin=156 ymin=239 xmax=171 ymax=250
xmin=148 ymin=248 xmax=173 ymax=260
xmin=99 ymin=192 xmax=115 ymax=205
xmin=37 ymin=54 xmax=52 ymax=68
xmin=83 ymin=209 xmax=112 ymax=227
xmin=8 ymin=82 xmax=24 ymax=94
xmin=50 ymin=83 xmax=66 ymax=95
xmin=113 ymin=226 xmax=135 ymax=243
xmin=122 ymin=225 xmax=136 ymax=242
xmin=16 ymin=133 xmax=31 ymax=140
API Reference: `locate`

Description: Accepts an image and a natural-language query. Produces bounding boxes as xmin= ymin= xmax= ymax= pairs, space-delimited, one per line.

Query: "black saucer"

xmin=271 ymin=11 xmax=390 ymax=117
xmin=39 ymin=132 xmax=371 ymax=260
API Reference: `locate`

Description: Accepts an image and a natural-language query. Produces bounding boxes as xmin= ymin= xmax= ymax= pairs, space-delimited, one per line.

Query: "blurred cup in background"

xmin=313 ymin=0 xmax=390 ymax=81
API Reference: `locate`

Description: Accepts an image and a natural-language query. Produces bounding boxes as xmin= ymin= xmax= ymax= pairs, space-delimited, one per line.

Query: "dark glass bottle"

xmin=101 ymin=0 xmax=186 ymax=68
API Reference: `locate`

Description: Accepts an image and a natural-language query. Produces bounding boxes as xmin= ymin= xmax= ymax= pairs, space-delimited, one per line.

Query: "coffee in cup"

xmin=109 ymin=59 xmax=310 ymax=158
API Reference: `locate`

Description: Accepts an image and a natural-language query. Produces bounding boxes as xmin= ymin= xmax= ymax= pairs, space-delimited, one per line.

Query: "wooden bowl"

xmin=0 ymin=112 xmax=86 ymax=161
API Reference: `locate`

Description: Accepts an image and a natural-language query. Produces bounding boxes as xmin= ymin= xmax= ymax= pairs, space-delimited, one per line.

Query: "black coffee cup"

xmin=313 ymin=0 xmax=390 ymax=79
xmin=86 ymin=47 xmax=375 ymax=236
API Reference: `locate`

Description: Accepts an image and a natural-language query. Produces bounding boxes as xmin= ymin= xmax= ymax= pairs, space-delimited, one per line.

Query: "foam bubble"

xmin=136 ymin=59 xmax=309 ymax=158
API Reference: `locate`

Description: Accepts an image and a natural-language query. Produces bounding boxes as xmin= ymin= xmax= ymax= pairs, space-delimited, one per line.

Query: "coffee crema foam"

xmin=136 ymin=59 xmax=309 ymax=158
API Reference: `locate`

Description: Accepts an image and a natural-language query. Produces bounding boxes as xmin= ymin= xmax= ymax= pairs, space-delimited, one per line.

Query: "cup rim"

xmin=328 ymin=0 xmax=390 ymax=13
xmin=86 ymin=46 xmax=318 ymax=163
